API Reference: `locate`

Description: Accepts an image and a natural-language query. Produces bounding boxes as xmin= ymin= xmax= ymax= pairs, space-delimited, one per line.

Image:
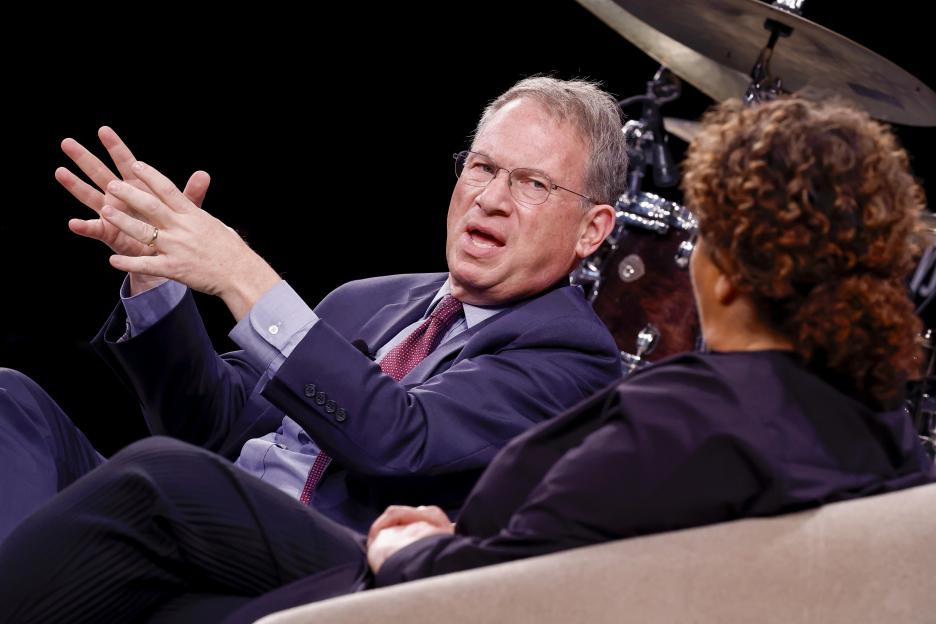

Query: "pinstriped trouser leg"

xmin=0 ymin=436 xmax=368 ymax=624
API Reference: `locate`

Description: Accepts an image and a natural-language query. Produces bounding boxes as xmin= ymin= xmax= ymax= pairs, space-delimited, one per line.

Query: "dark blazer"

xmin=92 ymin=273 xmax=622 ymax=531
xmin=377 ymin=350 xmax=935 ymax=584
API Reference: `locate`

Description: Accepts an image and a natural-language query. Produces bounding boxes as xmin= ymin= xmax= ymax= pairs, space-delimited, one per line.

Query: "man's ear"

xmin=576 ymin=203 xmax=616 ymax=259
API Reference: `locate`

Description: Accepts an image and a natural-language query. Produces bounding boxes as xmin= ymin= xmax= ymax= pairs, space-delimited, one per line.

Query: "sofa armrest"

xmin=256 ymin=482 xmax=936 ymax=624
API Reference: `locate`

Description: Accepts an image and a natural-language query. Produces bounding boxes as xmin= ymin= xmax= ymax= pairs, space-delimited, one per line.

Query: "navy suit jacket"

xmin=93 ymin=273 xmax=622 ymax=531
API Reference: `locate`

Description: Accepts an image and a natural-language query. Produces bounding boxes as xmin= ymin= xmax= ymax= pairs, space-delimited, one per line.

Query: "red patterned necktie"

xmin=299 ymin=295 xmax=464 ymax=504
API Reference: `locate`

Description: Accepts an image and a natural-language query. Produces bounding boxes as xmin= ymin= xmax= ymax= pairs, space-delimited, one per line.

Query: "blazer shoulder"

xmin=325 ymin=273 xmax=447 ymax=299
xmin=314 ymin=273 xmax=447 ymax=312
xmin=497 ymin=284 xmax=617 ymax=345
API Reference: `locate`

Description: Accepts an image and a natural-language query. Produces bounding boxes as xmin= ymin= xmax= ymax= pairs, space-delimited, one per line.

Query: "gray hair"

xmin=472 ymin=76 xmax=628 ymax=206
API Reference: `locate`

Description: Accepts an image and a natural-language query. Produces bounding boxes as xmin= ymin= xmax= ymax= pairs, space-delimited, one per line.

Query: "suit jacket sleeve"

xmin=93 ymin=274 xmax=620 ymax=472
xmin=261 ymin=304 xmax=620 ymax=476
xmin=91 ymin=291 xmax=274 ymax=456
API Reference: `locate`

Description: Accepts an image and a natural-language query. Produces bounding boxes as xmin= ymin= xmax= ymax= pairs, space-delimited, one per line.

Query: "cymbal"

xmin=576 ymin=0 xmax=936 ymax=126
xmin=663 ymin=117 xmax=703 ymax=143
xmin=576 ymin=0 xmax=750 ymax=102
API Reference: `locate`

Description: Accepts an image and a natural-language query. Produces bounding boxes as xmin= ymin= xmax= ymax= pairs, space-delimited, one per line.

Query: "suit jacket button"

xmin=325 ymin=400 xmax=337 ymax=414
xmin=304 ymin=384 xmax=316 ymax=398
xmin=314 ymin=391 xmax=328 ymax=406
xmin=335 ymin=408 xmax=347 ymax=422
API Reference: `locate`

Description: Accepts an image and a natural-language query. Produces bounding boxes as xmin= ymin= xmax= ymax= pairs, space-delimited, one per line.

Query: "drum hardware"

xmin=915 ymin=407 xmax=935 ymax=460
xmin=572 ymin=186 xmax=699 ymax=364
xmin=572 ymin=62 xmax=701 ymax=366
xmin=675 ymin=239 xmax=694 ymax=269
xmin=909 ymin=329 xmax=936 ymax=460
xmin=741 ymin=0 xmax=805 ymax=104
xmin=908 ymin=217 xmax=936 ymax=459
xmin=574 ymin=0 xmax=936 ymax=456
xmin=771 ymin=0 xmax=804 ymax=13
xmin=621 ymin=325 xmax=661 ymax=375
xmin=910 ymin=245 xmax=936 ymax=312
xmin=625 ymin=192 xmax=697 ymax=233
xmin=618 ymin=255 xmax=645 ymax=283
xmin=910 ymin=212 xmax=936 ymax=320
xmin=910 ymin=228 xmax=936 ymax=453
xmin=570 ymin=263 xmax=603 ymax=304
xmin=618 ymin=67 xmax=681 ymax=191
xmin=574 ymin=191 xmax=697 ymax=296
xmin=617 ymin=209 xmax=669 ymax=235
xmin=575 ymin=0 xmax=936 ymax=126
xmin=571 ymin=225 xmax=623 ymax=303
xmin=744 ymin=16 xmax=792 ymax=104
xmin=661 ymin=117 xmax=703 ymax=144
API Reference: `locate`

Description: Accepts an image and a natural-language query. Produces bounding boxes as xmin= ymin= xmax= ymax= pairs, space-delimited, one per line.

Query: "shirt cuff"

xmin=120 ymin=277 xmax=188 ymax=338
xmin=229 ymin=280 xmax=318 ymax=375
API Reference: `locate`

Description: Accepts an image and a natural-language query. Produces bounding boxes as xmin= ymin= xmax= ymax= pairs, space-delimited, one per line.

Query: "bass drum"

xmin=572 ymin=192 xmax=700 ymax=371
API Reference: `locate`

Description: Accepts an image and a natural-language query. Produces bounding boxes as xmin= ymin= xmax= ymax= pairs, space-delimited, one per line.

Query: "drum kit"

xmin=569 ymin=0 xmax=936 ymax=454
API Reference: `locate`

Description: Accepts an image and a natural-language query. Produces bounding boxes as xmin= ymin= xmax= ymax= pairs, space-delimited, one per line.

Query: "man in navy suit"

xmin=2 ymin=94 xmax=933 ymax=624
xmin=0 ymin=77 xmax=626 ymax=543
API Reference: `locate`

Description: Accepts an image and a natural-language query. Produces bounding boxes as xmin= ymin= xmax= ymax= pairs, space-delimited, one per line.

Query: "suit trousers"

xmin=0 ymin=435 xmax=371 ymax=623
xmin=0 ymin=368 xmax=105 ymax=543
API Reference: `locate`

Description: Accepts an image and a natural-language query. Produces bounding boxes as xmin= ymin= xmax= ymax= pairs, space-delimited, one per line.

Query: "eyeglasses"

xmin=453 ymin=150 xmax=594 ymax=206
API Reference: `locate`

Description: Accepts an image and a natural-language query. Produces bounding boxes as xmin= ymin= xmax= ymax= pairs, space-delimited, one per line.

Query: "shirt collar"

xmin=423 ymin=278 xmax=505 ymax=328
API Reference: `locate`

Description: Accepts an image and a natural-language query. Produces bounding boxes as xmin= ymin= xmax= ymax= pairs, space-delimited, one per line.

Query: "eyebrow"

xmin=471 ymin=150 xmax=553 ymax=179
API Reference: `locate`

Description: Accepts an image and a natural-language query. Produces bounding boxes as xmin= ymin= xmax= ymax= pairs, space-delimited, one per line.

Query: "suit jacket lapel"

xmin=403 ymin=279 xmax=569 ymax=380
xmin=401 ymin=304 xmax=510 ymax=385
xmin=356 ymin=276 xmax=447 ymax=356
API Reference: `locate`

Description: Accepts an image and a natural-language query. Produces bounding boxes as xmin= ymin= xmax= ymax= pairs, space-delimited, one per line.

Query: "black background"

xmin=2 ymin=1 xmax=932 ymax=455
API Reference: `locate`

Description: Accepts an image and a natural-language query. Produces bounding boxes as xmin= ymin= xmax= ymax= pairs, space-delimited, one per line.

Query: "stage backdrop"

xmin=1 ymin=1 xmax=932 ymax=454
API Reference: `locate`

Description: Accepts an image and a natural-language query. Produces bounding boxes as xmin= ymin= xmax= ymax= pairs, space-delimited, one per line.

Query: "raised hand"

xmin=55 ymin=126 xmax=211 ymax=294
xmin=100 ymin=160 xmax=280 ymax=321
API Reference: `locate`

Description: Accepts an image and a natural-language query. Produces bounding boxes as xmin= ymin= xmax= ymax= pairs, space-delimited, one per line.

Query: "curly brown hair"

xmin=682 ymin=97 xmax=927 ymax=408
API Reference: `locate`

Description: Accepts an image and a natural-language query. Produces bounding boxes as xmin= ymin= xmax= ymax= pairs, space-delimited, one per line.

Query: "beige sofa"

xmin=257 ymin=481 xmax=936 ymax=624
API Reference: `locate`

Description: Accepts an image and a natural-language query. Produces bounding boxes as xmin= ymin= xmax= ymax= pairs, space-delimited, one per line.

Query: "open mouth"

xmin=467 ymin=227 xmax=505 ymax=248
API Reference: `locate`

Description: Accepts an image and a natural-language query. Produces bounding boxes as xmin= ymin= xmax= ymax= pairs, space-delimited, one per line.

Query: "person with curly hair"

xmin=1 ymin=97 xmax=932 ymax=623
xmin=683 ymin=97 xmax=926 ymax=411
